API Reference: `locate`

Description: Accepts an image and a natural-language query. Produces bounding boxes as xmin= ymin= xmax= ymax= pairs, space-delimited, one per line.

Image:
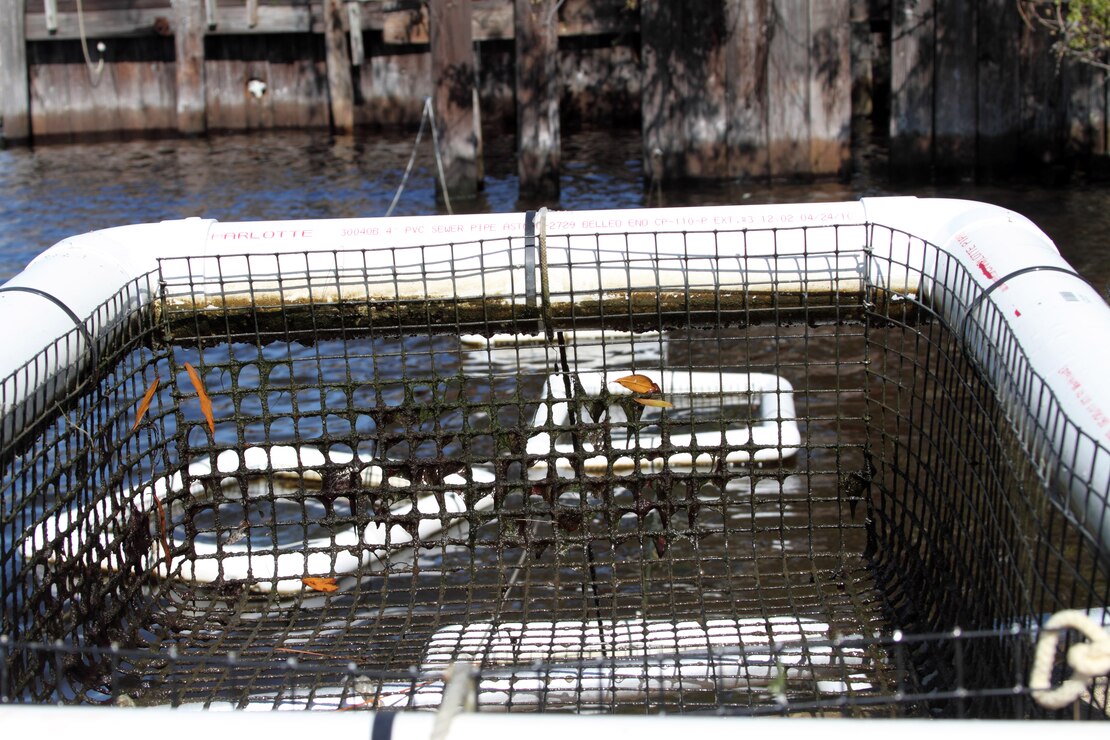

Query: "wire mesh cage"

xmin=2 ymin=202 xmax=1109 ymax=722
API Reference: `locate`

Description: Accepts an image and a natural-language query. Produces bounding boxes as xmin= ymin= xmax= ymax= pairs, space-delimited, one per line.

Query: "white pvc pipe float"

xmin=4 ymin=706 xmax=1107 ymax=740
xmin=1 ymin=197 xmax=1107 ymax=551
xmin=861 ymin=197 xmax=1110 ymax=558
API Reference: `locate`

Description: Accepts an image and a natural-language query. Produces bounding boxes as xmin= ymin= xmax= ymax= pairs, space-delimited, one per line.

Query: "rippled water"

xmin=2 ymin=127 xmax=1109 ymax=294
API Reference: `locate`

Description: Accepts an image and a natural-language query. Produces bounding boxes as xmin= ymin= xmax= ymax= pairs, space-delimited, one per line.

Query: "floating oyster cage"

xmin=1 ymin=198 xmax=1109 ymax=735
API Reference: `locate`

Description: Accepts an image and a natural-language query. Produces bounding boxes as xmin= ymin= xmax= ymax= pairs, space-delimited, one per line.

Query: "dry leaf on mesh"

xmin=302 ymin=577 xmax=340 ymax=593
xmin=132 ymin=377 xmax=160 ymax=431
xmin=634 ymin=397 xmax=674 ymax=408
xmin=611 ymin=374 xmax=662 ymax=395
xmin=183 ymin=362 xmax=215 ymax=436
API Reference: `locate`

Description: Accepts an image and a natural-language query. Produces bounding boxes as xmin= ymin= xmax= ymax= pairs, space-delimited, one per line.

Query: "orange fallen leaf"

xmin=302 ymin=577 xmax=340 ymax=592
xmin=132 ymin=377 xmax=160 ymax=431
xmin=183 ymin=362 xmax=215 ymax=436
xmin=634 ymin=397 xmax=674 ymax=409
xmin=612 ymin=374 xmax=662 ymax=395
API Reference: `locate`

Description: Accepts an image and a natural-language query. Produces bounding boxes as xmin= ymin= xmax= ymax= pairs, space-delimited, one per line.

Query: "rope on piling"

xmin=76 ymin=0 xmax=106 ymax=87
xmin=384 ymin=96 xmax=454 ymax=217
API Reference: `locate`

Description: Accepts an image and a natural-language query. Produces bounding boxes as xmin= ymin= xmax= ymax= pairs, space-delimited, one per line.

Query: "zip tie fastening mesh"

xmin=534 ymin=207 xmax=552 ymax=341
xmin=958 ymin=265 xmax=1087 ymax=349
xmin=524 ymin=209 xmax=537 ymax=308
xmin=0 ymin=285 xmax=99 ymax=378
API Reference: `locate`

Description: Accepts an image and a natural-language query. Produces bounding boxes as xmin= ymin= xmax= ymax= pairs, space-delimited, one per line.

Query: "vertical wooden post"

xmin=934 ymin=0 xmax=975 ymax=180
xmin=429 ymin=0 xmax=480 ymax=201
xmin=640 ymin=0 xmax=685 ymax=185
xmin=324 ymin=0 xmax=355 ymax=133
xmin=726 ymin=0 xmax=770 ymax=181
xmin=1019 ymin=5 xmax=1066 ymax=170
xmin=890 ymin=0 xmax=935 ymax=178
xmin=45 ymin=0 xmax=58 ymax=34
xmin=515 ymin=0 xmax=560 ymax=199
xmin=683 ymin=0 xmax=727 ymax=177
xmin=348 ymin=2 xmax=365 ymax=67
xmin=977 ymin=0 xmax=1020 ymax=178
xmin=172 ymin=0 xmax=207 ymax=135
xmin=767 ymin=0 xmax=810 ymax=179
xmin=808 ymin=0 xmax=851 ymax=177
xmin=0 ymin=0 xmax=30 ymax=142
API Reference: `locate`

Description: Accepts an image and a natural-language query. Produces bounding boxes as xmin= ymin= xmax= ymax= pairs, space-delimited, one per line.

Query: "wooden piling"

xmin=1020 ymin=5 xmax=1068 ymax=171
xmin=683 ymin=0 xmax=727 ymax=178
xmin=0 ymin=0 xmax=30 ymax=142
xmin=890 ymin=0 xmax=935 ymax=179
xmin=976 ymin=0 xmax=1020 ymax=178
xmin=514 ymin=0 xmax=560 ymax=199
xmin=808 ymin=0 xmax=851 ymax=177
xmin=429 ymin=0 xmax=481 ymax=201
xmin=726 ymin=0 xmax=770 ymax=181
xmin=640 ymin=0 xmax=684 ymax=184
xmin=347 ymin=2 xmax=365 ymax=67
xmin=172 ymin=0 xmax=208 ymax=135
xmin=767 ymin=0 xmax=811 ymax=179
xmin=323 ymin=0 xmax=355 ymax=133
xmin=934 ymin=0 xmax=975 ymax=180
xmin=647 ymin=0 xmax=850 ymax=184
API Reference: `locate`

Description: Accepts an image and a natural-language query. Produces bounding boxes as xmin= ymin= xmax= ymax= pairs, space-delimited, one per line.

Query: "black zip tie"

xmin=958 ymin=264 xmax=1092 ymax=350
xmin=524 ymin=209 xmax=537 ymax=308
xmin=370 ymin=710 xmax=396 ymax=740
xmin=0 ymin=285 xmax=99 ymax=378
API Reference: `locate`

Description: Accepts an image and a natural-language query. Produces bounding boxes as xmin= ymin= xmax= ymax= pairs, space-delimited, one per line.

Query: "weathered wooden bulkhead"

xmin=1 ymin=1 xmax=1106 ymax=188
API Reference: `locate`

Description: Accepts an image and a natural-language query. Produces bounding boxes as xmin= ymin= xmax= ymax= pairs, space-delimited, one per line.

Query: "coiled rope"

xmin=1029 ymin=609 xmax=1110 ymax=709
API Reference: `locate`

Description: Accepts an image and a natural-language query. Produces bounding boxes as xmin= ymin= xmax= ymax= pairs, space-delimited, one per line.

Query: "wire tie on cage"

xmin=534 ymin=207 xmax=553 ymax=336
xmin=430 ymin=662 xmax=477 ymax=740
xmin=957 ymin=265 xmax=1086 ymax=352
xmin=1029 ymin=609 xmax=1110 ymax=709
xmin=0 ymin=286 xmax=99 ymax=377
xmin=524 ymin=209 xmax=537 ymax=308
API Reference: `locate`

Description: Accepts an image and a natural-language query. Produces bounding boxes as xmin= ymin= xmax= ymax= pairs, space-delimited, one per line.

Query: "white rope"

xmin=76 ymin=0 xmax=106 ymax=87
xmin=429 ymin=662 xmax=476 ymax=740
xmin=385 ymin=97 xmax=432 ymax=217
xmin=1029 ymin=609 xmax=1110 ymax=709
xmin=426 ymin=96 xmax=454 ymax=215
xmin=386 ymin=97 xmax=454 ymax=216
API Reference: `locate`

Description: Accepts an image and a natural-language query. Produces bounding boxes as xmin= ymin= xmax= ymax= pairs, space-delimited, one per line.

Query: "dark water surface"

xmin=2 ymin=127 xmax=1109 ymax=294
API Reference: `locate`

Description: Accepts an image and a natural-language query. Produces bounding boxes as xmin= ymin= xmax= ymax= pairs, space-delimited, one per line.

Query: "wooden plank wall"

xmin=5 ymin=1 xmax=1110 ymax=182
xmin=429 ymin=0 xmax=479 ymax=200
xmin=890 ymin=0 xmax=1109 ymax=179
xmin=642 ymin=0 xmax=853 ymax=182
xmin=515 ymin=0 xmax=561 ymax=198
xmin=0 ymin=0 xmax=30 ymax=141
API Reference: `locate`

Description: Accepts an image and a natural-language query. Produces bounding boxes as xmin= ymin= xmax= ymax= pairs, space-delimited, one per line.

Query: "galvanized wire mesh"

xmin=2 ymin=223 xmax=1108 ymax=718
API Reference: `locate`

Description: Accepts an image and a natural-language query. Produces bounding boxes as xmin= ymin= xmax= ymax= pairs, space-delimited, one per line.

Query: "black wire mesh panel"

xmin=1 ymin=224 xmax=1108 ymax=719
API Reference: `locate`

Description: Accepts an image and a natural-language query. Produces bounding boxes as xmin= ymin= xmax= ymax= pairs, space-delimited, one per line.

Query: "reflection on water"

xmin=2 ymin=127 xmax=1108 ymax=297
